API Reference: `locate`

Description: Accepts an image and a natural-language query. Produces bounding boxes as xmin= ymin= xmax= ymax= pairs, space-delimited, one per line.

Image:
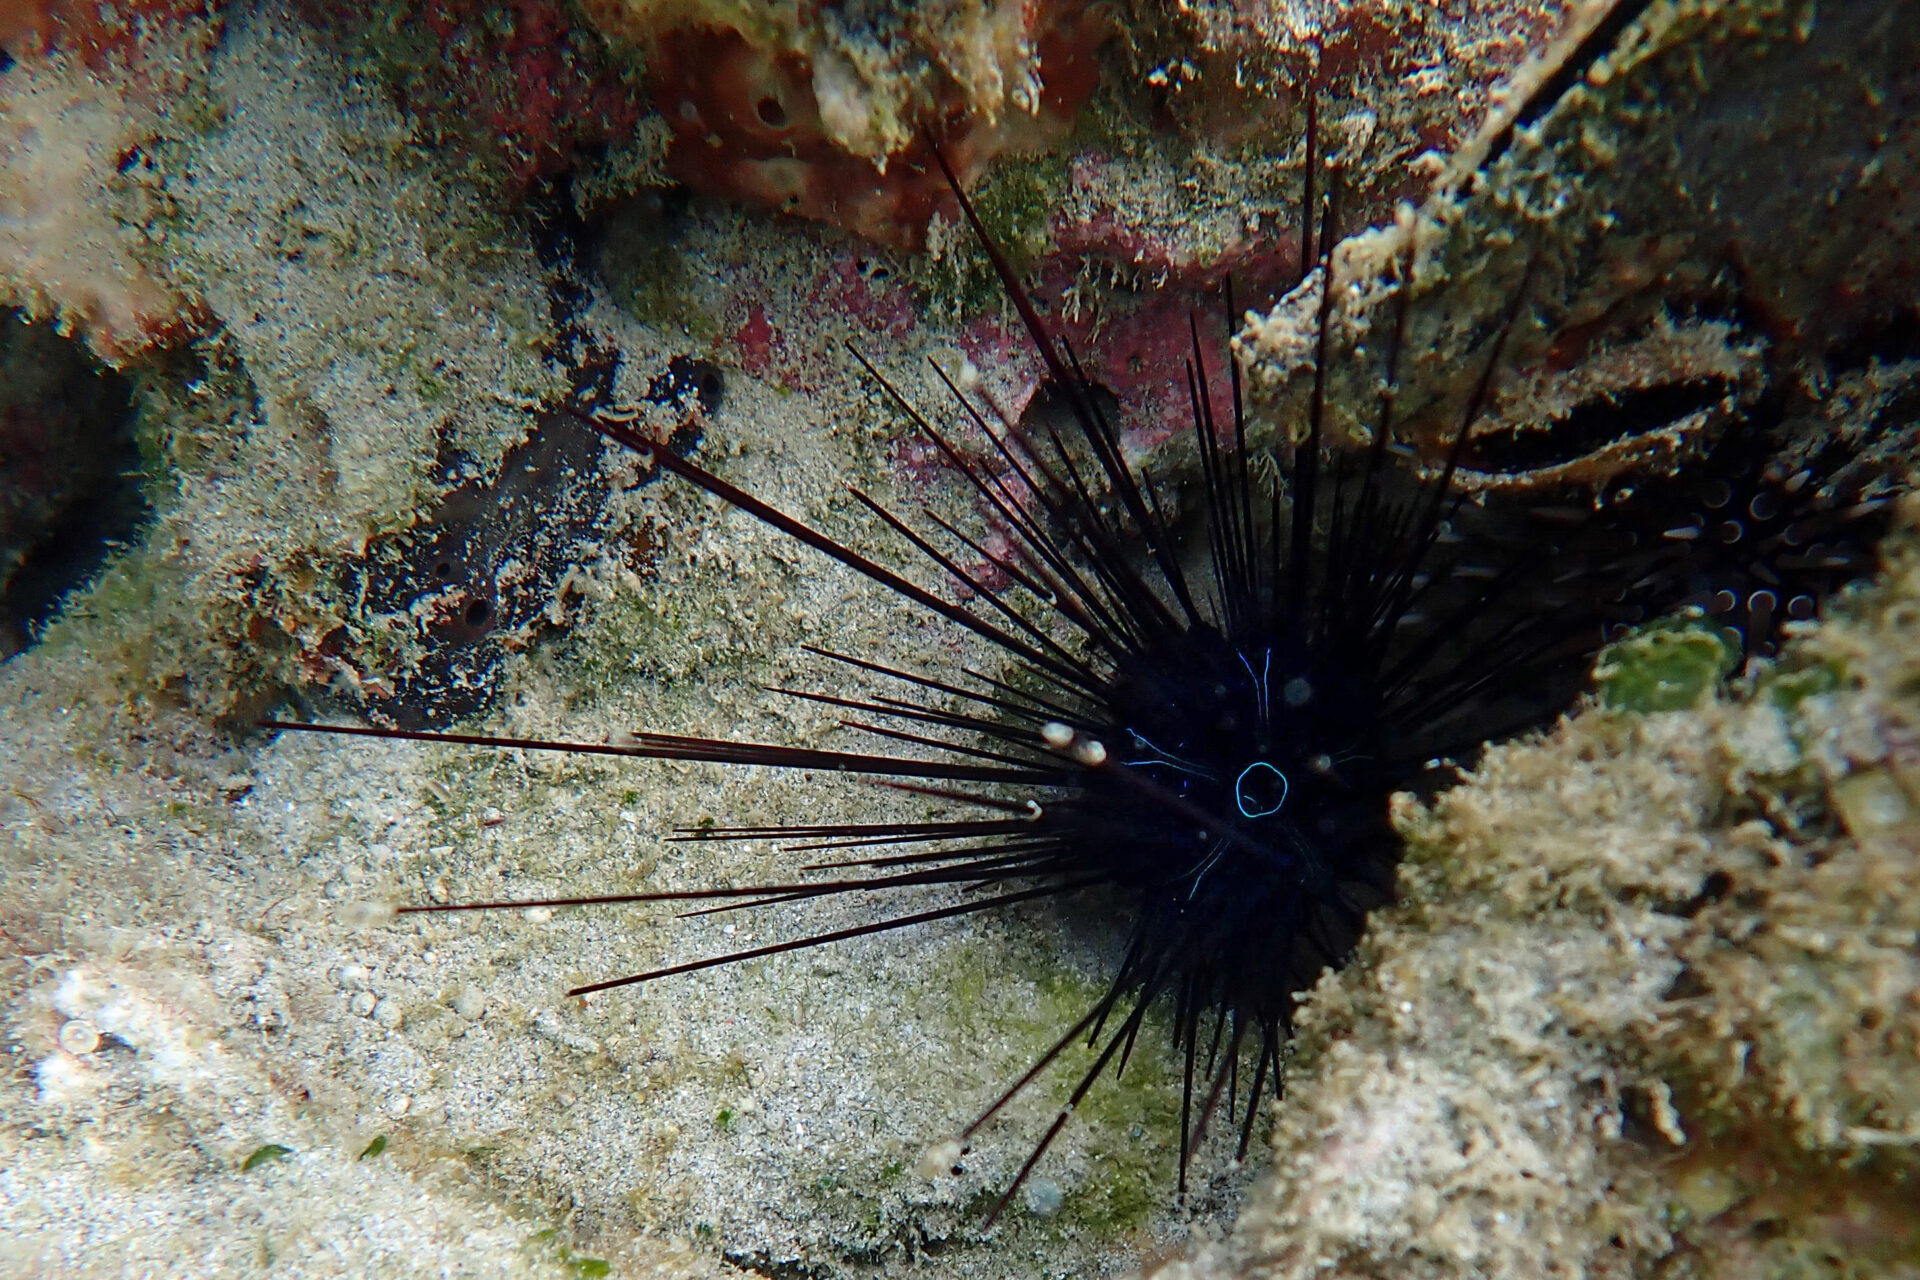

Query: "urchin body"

xmin=1084 ymin=622 xmax=1399 ymax=993
xmin=274 ymin=240 xmax=1565 ymax=1216
xmin=263 ymin=159 xmax=1897 ymax=1219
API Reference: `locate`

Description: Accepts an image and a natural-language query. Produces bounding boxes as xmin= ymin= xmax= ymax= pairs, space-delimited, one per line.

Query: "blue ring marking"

xmin=1235 ymin=761 xmax=1289 ymax=818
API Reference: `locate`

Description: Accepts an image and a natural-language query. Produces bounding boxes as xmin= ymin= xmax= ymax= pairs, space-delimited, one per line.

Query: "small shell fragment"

xmin=1831 ymin=768 xmax=1916 ymax=835
xmin=58 ymin=1020 xmax=100 ymax=1056
xmin=338 ymin=901 xmax=398 ymax=928
xmin=916 ymin=1137 xmax=965 ymax=1179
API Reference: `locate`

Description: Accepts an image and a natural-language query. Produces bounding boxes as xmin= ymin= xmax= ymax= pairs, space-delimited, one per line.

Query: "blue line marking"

xmin=1235 ymin=761 xmax=1289 ymax=818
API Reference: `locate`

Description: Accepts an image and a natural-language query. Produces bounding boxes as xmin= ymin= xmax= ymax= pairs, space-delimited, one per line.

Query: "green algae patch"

xmin=913 ymin=144 xmax=1075 ymax=315
xmin=596 ymin=194 xmax=719 ymax=339
xmin=1756 ymin=658 xmax=1845 ymax=712
xmin=242 ymin=1144 xmax=295 ymax=1172
xmin=909 ymin=924 xmax=1201 ymax=1237
xmin=1594 ymin=615 xmax=1743 ymax=712
xmin=760 ymin=911 xmax=1222 ymax=1267
xmin=529 ymin=1229 xmax=615 ymax=1279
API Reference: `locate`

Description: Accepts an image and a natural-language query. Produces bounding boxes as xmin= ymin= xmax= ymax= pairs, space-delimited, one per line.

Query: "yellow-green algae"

xmin=1593 ymin=616 xmax=1744 ymax=714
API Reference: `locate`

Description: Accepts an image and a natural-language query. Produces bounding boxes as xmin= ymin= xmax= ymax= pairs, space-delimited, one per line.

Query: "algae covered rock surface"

xmin=2 ymin=0 xmax=1918 ymax=1277
xmin=1158 ymin=506 xmax=1920 ymax=1280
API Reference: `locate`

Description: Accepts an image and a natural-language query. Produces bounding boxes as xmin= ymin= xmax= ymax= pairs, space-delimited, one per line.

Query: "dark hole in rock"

xmin=646 ymin=355 xmax=725 ymax=416
xmin=1826 ymin=306 xmax=1920 ymax=374
xmin=1463 ymin=378 xmax=1737 ymax=476
xmin=588 ymin=187 xmax=703 ymax=331
xmin=1018 ymin=376 xmax=1121 ymax=445
xmin=755 ymin=95 xmax=787 ymax=128
xmin=0 ymin=309 xmax=149 ymax=658
xmin=1616 ymin=1080 xmax=1679 ymax=1149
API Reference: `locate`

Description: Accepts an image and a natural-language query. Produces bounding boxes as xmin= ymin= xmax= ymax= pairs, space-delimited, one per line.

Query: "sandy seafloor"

xmin=0 ymin=9 xmax=1259 ymax=1276
xmin=4 ymin=1 xmax=1920 ymax=1278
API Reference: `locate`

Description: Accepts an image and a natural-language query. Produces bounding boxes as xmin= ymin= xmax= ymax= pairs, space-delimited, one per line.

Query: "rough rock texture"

xmin=620 ymin=0 xmax=1110 ymax=248
xmin=16 ymin=10 xmax=627 ymax=722
xmin=1236 ymin=0 xmax=1920 ymax=481
xmin=1 ymin=0 xmax=1917 ymax=1277
xmin=1153 ymin=498 xmax=1920 ymax=1280
xmin=302 ymin=0 xmax=659 ymax=192
xmin=0 ymin=5 xmax=216 ymax=364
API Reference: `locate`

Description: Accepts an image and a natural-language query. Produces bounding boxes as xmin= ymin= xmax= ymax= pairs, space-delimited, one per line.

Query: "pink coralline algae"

xmin=418 ymin=0 xmax=644 ymax=183
xmin=0 ymin=0 xmax=208 ymax=67
xmin=304 ymin=0 xmax=650 ymax=188
xmin=731 ymin=301 xmax=783 ymax=379
xmin=720 ymin=250 xmax=914 ymax=388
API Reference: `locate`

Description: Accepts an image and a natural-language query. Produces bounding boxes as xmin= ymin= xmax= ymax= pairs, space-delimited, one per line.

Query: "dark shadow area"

xmin=0 ymin=309 xmax=149 ymax=658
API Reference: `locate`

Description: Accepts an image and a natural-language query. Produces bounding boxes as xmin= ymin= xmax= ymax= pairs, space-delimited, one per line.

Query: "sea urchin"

xmin=267 ymin=163 xmax=1699 ymax=1218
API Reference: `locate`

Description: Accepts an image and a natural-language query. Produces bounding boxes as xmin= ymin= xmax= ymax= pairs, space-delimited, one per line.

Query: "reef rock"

xmin=592 ymin=0 xmax=1108 ymax=247
xmin=0 ymin=2 xmax=215 ymax=364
